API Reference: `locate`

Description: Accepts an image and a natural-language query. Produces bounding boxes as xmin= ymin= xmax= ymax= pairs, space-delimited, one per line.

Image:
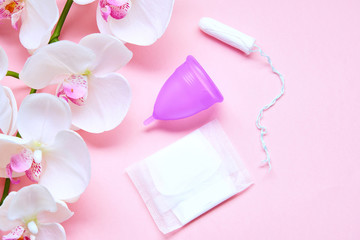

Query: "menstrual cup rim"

xmin=186 ymin=55 xmax=224 ymax=103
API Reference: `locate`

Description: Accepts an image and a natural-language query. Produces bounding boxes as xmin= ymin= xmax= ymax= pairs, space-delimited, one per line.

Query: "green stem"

xmin=0 ymin=179 xmax=10 ymax=206
xmin=6 ymin=70 xmax=36 ymax=93
xmin=48 ymin=0 xmax=74 ymax=44
xmin=6 ymin=70 xmax=19 ymax=79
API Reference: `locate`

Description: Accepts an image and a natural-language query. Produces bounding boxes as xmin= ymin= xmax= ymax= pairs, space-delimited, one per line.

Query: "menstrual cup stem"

xmin=144 ymin=116 xmax=155 ymax=126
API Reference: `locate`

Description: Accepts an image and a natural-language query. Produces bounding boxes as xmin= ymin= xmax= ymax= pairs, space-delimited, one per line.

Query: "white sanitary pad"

xmin=126 ymin=120 xmax=253 ymax=234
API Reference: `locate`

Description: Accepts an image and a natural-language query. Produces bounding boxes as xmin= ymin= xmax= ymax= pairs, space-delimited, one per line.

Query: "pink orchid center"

xmin=10 ymin=148 xmax=33 ymax=173
xmin=3 ymin=222 xmax=38 ymax=240
xmin=0 ymin=0 xmax=24 ymax=22
xmin=3 ymin=225 xmax=25 ymax=240
xmin=57 ymin=74 xmax=89 ymax=106
xmin=0 ymin=0 xmax=24 ymax=15
xmin=6 ymin=147 xmax=43 ymax=184
xmin=100 ymin=0 xmax=131 ymax=22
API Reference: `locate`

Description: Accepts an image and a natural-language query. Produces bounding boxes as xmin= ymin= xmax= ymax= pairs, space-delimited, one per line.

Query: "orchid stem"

xmin=6 ymin=70 xmax=35 ymax=93
xmin=0 ymin=179 xmax=10 ymax=206
xmin=6 ymin=70 xmax=19 ymax=79
xmin=49 ymin=0 xmax=74 ymax=44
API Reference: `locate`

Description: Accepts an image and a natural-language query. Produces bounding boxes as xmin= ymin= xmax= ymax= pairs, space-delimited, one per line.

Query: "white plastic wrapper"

xmin=126 ymin=120 xmax=253 ymax=234
xmin=199 ymin=17 xmax=256 ymax=55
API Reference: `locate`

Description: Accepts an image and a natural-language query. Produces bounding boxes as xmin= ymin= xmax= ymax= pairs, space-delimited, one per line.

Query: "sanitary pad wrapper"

xmin=126 ymin=120 xmax=253 ymax=234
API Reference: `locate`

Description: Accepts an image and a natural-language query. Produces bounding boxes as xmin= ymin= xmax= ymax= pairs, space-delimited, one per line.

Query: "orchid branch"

xmin=30 ymin=88 xmax=37 ymax=94
xmin=6 ymin=70 xmax=37 ymax=94
xmin=6 ymin=71 xmax=19 ymax=79
xmin=49 ymin=0 xmax=74 ymax=44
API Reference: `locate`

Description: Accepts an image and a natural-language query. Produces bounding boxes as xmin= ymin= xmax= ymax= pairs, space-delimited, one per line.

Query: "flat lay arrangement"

xmin=1 ymin=0 xmax=360 ymax=239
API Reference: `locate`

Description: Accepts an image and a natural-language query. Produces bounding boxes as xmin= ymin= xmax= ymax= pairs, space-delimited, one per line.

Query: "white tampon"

xmin=199 ymin=17 xmax=256 ymax=55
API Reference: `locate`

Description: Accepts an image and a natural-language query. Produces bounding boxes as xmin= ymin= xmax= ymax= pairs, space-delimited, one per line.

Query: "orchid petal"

xmin=0 ymin=46 xmax=8 ymax=79
xmin=40 ymin=130 xmax=90 ymax=202
xmin=10 ymin=148 xmax=33 ymax=172
xmin=97 ymin=0 xmax=175 ymax=45
xmin=11 ymin=10 xmax=23 ymax=30
xmin=7 ymin=185 xmax=57 ymax=221
xmin=20 ymin=41 xmax=96 ymax=89
xmin=2 ymin=225 xmax=25 ymax=239
xmin=6 ymin=164 xmax=21 ymax=184
xmin=71 ymin=73 xmax=131 ymax=133
xmin=19 ymin=0 xmax=59 ymax=50
xmin=0 ymin=86 xmax=17 ymax=136
xmin=108 ymin=0 xmax=131 ymax=20
xmin=37 ymin=200 xmax=73 ymax=224
xmin=3 ymin=86 xmax=18 ymax=135
xmin=79 ymin=33 xmax=133 ymax=75
xmin=25 ymin=160 xmax=43 ymax=183
xmin=37 ymin=223 xmax=66 ymax=240
xmin=100 ymin=5 xmax=111 ymax=21
xmin=17 ymin=93 xmax=71 ymax=144
xmin=96 ymin=9 xmax=112 ymax=35
xmin=56 ymin=74 xmax=89 ymax=106
xmin=0 ymin=86 xmax=13 ymax=135
xmin=0 ymin=134 xmax=26 ymax=176
xmin=0 ymin=192 xmax=21 ymax=231
xmin=73 ymin=0 xmax=96 ymax=5
xmin=62 ymin=76 xmax=88 ymax=99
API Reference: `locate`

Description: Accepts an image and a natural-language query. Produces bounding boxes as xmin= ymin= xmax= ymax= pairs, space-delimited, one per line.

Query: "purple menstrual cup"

xmin=144 ymin=55 xmax=224 ymax=125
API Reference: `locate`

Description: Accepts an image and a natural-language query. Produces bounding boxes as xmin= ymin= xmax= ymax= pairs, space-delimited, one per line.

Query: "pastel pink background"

xmin=1 ymin=0 xmax=360 ymax=239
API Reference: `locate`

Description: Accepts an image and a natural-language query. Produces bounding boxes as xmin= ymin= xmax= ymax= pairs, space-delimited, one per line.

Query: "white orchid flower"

xmin=96 ymin=0 xmax=175 ymax=46
xmin=0 ymin=184 xmax=73 ymax=240
xmin=20 ymin=33 xmax=132 ymax=133
xmin=0 ymin=0 xmax=59 ymax=50
xmin=0 ymin=46 xmax=17 ymax=136
xmin=0 ymin=93 xmax=91 ymax=202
